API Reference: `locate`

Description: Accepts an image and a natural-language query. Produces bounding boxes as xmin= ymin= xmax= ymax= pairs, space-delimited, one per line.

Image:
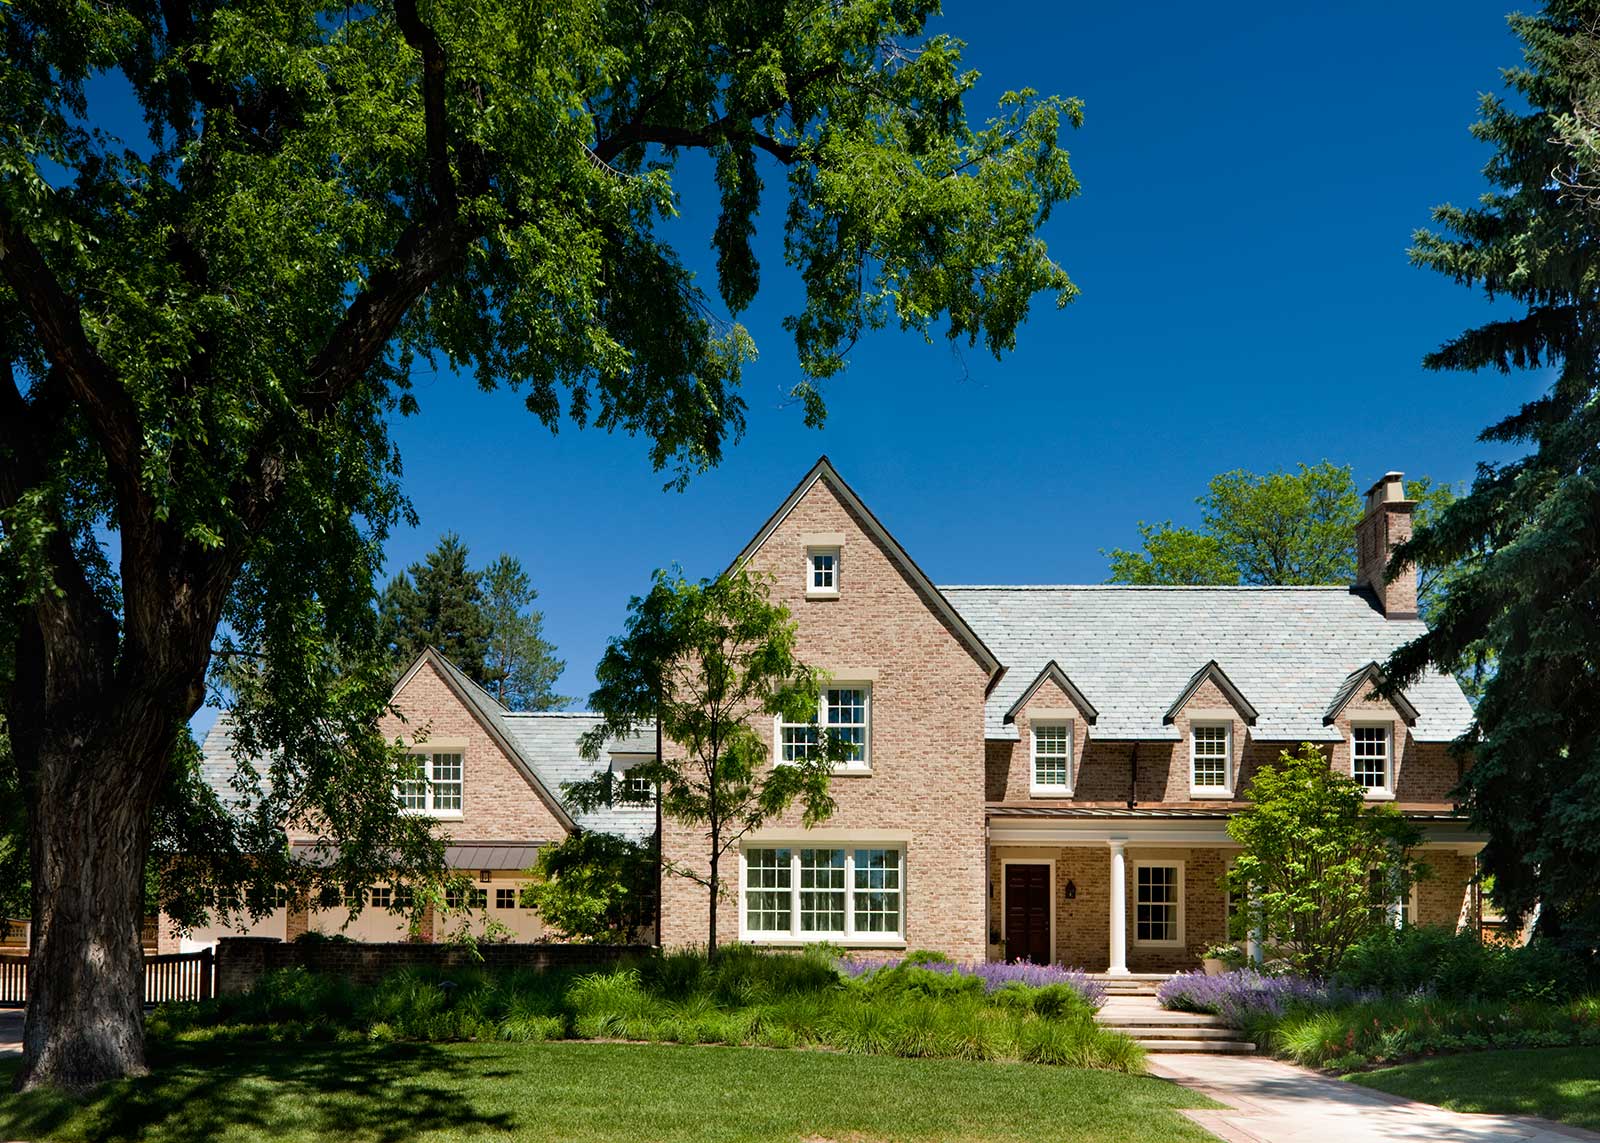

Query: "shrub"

xmin=1337 ymin=926 xmax=1588 ymax=1002
xmin=1157 ymin=969 xmax=1346 ymax=1023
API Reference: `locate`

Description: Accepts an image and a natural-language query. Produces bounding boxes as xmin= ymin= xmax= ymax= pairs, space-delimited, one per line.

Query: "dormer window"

xmin=806 ymin=547 xmax=839 ymax=598
xmin=1352 ymin=723 xmax=1394 ymax=797
xmin=1189 ymin=723 xmax=1233 ymax=797
xmin=1030 ymin=721 xmax=1074 ymax=795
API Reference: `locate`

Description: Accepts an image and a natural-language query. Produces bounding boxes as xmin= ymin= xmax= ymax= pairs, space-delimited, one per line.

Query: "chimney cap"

xmin=1364 ymin=471 xmax=1415 ymax=512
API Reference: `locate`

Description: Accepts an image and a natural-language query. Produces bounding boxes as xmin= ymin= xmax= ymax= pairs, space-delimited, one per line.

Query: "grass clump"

xmin=148 ymin=944 xmax=1140 ymax=1072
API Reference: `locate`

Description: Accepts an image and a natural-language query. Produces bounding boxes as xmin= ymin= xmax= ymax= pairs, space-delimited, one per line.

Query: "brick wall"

xmin=659 ymin=475 xmax=992 ymax=959
xmin=215 ymin=936 xmax=644 ymax=995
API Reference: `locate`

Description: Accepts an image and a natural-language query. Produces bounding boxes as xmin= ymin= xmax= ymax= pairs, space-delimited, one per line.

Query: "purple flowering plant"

xmin=835 ymin=952 xmax=1107 ymax=1009
xmin=1157 ymin=969 xmax=1364 ymax=1023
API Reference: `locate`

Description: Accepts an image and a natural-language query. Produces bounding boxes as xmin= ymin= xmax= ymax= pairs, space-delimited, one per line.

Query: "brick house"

xmin=176 ymin=648 xmax=653 ymax=950
xmin=658 ymin=458 xmax=1482 ymax=972
xmin=182 ymin=457 xmax=1482 ymax=971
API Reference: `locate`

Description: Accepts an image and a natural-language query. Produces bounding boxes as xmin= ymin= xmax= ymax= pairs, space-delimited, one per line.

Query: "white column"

xmin=1247 ymin=895 xmax=1264 ymax=966
xmin=1107 ymin=839 xmax=1129 ymax=975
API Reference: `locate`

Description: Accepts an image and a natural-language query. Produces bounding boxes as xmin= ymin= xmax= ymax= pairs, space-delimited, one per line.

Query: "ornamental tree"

xmin=567 ymin=568 xmax=849 ymax=954
xmin=0 ymin=0 xmax=1081 ymax=1088
xmin=521 ymin=832 xmax=658 ymax=944
xmin=1225 ymin=743 xmax=1425 ymax=976
xmin=1386 ymin=0 xmax=1600 ymax=955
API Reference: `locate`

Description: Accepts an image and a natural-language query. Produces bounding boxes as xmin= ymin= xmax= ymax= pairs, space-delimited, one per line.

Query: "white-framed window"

xmin=775 ymin=684 xmax=872 ymax=770
xmin=806 ymin=547 xmax=840 ymax=597
xmin=1189 ymin=722 xmax=1233 ymax=797
xmin=1030 ymin=721 xmax=1074 ymax=795
xmin=1133 ymin=861 xmax=1185 ymax=946
xmin=1351 ymin=724 xmax=1393 ymax=795
xmin=1368 ymin=868 xmax=1419 ymax=927
xmin=741 ymin=846 xmax=903 ymax=944
xmin=399 ymin=751 xmax=464 ymax=817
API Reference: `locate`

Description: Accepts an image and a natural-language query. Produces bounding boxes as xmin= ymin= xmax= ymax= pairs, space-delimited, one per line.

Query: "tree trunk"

xmin=707 ymin=830 xmax=720 ymax=958
xmin=15 ymin=736 xmax=163 ymax=1091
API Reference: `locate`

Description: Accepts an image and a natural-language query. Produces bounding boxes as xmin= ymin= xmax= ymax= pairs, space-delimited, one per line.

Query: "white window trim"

xmin=805 ymin=546 xmax=840 ymax=599
xmin=1132 ymin=860 xmax=1186 ymax=947
xmin=1028 ymin=720 xmax=1074 ymax=797
xmin=399 ymin=748 xmax=466 ymax=820
xmin=1188 ymin=720 xmax=1235 ymax=799
xmin=999 ymin=857 xmax=1056 ymax=958
xmin=1351 ymin=722 xmax=1396 ymax=800
xmin=773 ymin=683 xmax=872 ymax=773
xmin=737 ymin=844 xmax=906 ymax=948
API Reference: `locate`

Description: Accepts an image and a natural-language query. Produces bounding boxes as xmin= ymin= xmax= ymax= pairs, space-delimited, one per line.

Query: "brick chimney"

xmin=1355 ymin=471 xmax=1418 ymax=618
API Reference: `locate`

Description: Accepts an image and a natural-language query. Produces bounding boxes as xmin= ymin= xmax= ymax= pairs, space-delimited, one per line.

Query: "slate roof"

xmin=939 ymin=585 xmax=1475 ymax=744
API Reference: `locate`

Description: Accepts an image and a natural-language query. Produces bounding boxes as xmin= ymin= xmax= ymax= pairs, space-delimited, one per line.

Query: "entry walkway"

xmin=1149 ymin=1052 xmax=1600 ymax=1143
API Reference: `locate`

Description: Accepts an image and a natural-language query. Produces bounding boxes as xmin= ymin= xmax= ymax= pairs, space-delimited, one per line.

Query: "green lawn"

xmin=0 ymin=1039 xmax=1218 ymax=1143
xmin=1349 ymin=1047 xmax=1600 ymax=1132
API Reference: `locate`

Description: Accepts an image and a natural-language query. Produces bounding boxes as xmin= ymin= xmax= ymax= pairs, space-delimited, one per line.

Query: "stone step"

xmin=1133 ymin=1038 xmax=1256 ymax=1053
xmin=1105 ymin=1024 xmax=1244 ymax=1040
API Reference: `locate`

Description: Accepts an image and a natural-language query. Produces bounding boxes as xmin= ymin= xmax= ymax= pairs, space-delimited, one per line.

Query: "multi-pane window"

xmin=1135 ymin=864 xmax=1181 ymax=944
xmin=799 ymin=849 xmax=846 ymax=932
xmin=399 ymin=751 xmax=464 ymax=814
xmin=743 ymin=847 xmax=904 ymax=940
xmin=495 ymin=888 xmax=517 ymax=910
xmin=744 ymin=847 xmax=793 ymax=932
xmin=625 ymin=772 xmax=654 ymax=798
xmin=808 ymin=549 xmax=838 ymax=594
xmin=1032 ymin=722 xmax=1073 ymax=791
xmin=1352 ymin=725 xmax=1391 ymax=792
xmin=370 ymin=886 xmax=393 ymax=910
xmin=1368 ymin=869 xmax=1415 ymax=927
xmin=1191 ymin=724 xmax=1231 ymax=792
xmin=777 ymin=686 xmax=871 ymax=768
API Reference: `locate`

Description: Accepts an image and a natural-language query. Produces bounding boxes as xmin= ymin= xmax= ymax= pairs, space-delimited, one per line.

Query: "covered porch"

xmin=986 ymin=808 xmax=1485 ymax=975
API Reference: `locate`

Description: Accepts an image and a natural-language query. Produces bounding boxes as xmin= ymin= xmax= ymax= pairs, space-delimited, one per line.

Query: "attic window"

xmin=807 ymin=548 xmax=839 ymax=597
xmin=398 ymin=750 xmax=464 ymax=818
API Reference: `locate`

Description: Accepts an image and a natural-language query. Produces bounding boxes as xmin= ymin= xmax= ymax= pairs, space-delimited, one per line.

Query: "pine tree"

xmin=481 ymin=555 xmax=570 ymax=711
xmin=379 ymin=534 xmax=493 ymax=684
xmin=1386 ymin=1 xmax=1600 ymax=952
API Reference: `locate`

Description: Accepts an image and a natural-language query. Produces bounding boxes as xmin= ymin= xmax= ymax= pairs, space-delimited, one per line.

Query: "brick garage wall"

xmin=215 ymin=937 xmax=645 ymax=995
xmin=660 ymin=476 xmax=992 ymax=959
xmin=987 ymin=845 xmax=1237 ymax=972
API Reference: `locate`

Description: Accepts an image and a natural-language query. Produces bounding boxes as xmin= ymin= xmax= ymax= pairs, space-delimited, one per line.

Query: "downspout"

xmin=1127 ymin=742 xmax=1139 ymax=809
xmin=653 ymin=696 xmax=664 ymax=950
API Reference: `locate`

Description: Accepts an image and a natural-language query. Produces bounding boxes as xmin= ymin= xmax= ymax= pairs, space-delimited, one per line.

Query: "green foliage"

xmin=1105 ymin=464 xmax=1462 ymax=608
xmin=522 ymin=832 xmax=657 ymax=943
xmin=1336 ymin=925 xmax=1590 ymax=1003
xmin=147 ymin=948 xmax=1143 ymax=1073
xmin=1386 ymin=0 xmax=1600 ymax=957
xmin=480 ymin=555 xmax=568 ymax=712
xmin=568 ymin=567 xmax=850 ymax=950
xmin=1226 ymin=743 xmax=1426 ymax=975
xmin=378 ymin=534 xmax=493 ymax=683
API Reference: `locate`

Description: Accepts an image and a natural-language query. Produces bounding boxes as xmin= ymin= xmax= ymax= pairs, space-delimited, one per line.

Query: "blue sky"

xmin=119 ymin=1 xmax=1544 ymax=720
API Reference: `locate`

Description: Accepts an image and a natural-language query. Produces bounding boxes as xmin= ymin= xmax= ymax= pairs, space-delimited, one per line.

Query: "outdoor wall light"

xmin=479 ymin=869 xmax=492 ymax=884
xmin=1064 ymin=880 xmax=1077 ymax=900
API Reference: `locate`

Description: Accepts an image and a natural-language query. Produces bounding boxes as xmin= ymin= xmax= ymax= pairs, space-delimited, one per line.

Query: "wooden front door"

xmin=1004 ymin=864 xmax=1052 ymax=964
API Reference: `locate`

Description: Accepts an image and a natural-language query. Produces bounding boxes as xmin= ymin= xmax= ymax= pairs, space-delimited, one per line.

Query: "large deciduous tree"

xmin=567 ymin=568 xmax=848 ymax=955
xmin=1386 ymin=1 xmax=1600 ymax=956
xmin=0 ymin=0 xmax=1081 ymax=1087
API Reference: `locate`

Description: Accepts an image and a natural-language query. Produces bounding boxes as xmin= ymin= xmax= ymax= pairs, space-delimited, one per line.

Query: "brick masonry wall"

xmin=659 ymin=475 xmax=992 ymax=959
xmin=215 ymin=936 xmax=643 ymax=995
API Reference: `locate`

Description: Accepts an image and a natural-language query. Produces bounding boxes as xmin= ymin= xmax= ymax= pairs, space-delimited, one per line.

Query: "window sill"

xmin=1362 ymin=790 xmax=1396 ymax=801
xmin=1029 ymin=786 xmax=1074 ymax=798
xmin=833 ymin=765 xmax=874 ymax=778
xmin=1188 ymin=789 xmax=1235 ymax=800
xmin=401 ymin=809 xmax=464 ymax=820
xmin=805 ymin=589 xmax=840 ymax=600
xmin=1132 ymin=938 xmax=1186 ymax=948
xmin=741 ymin=935 xmax=905 ymax=949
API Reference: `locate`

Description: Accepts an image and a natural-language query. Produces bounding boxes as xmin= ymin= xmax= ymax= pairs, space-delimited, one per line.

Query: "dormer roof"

xmin=1323 ymin=661 xmax=1419 ymax=726
xmin=1003 ymin=660 xmax=1099 ymax=725
xmin=1163 ymin=660 xmax=1259 ymax=726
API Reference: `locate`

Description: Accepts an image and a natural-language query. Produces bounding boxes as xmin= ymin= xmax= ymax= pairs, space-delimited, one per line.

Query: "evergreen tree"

xmin=378 ymin=534 xmax=492 ymax=684
xmin=1386 ymin=1 xmax=1600 ymax=954
xmin=481 ymin=555 xmax=569 ymax=711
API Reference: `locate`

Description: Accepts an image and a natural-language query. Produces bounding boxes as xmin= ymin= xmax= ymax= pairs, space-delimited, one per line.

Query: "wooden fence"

xmin=0 ymin=948 xmax=214 ymax=1007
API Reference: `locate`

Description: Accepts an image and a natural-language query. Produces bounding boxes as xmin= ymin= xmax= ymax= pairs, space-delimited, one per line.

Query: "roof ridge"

xmin=939 ymin=584 xmax=1357 ymax=592
xmin=501 ymin=711 xmax=601 ymax=719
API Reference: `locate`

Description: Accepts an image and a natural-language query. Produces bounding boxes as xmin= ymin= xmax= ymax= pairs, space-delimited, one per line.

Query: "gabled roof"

xmin=941 ymin=585 xmax=1475 ymax=742
xmin=732 ymin=456 xmax=1003 ymax=681
xmin=397 ymin=648 xmax=579 ymax=833
xmin=1003 ymin=660 xmax=1099 ymax=725
xmin=1163 ymin=660 xmax=1259 ymax=726
xmin=1323 ymin=661 xmax=1419 ymax=726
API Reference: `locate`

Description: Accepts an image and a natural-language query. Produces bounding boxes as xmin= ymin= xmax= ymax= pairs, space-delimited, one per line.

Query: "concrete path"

xmin=0 ymin=1009 xmax=19 ymax=1056
xmin=1149 ymin=1051 xmax=1600 ymax=1143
